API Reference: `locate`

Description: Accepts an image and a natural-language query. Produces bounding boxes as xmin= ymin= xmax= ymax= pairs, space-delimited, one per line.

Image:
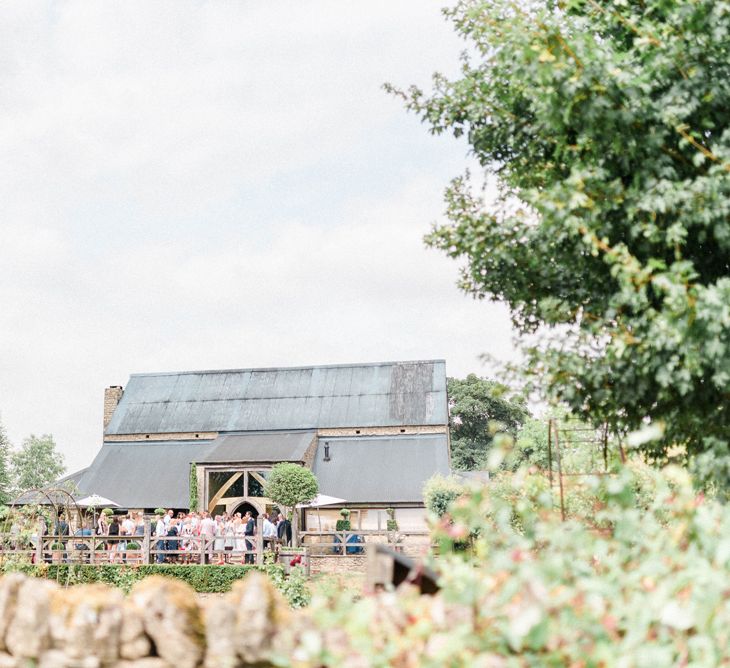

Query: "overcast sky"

xmin=0 ymin=1 xmax=516 ymax=473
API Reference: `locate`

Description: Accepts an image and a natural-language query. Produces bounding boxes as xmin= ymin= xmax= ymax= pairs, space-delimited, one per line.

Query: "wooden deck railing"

xmin=0 ymin=527 xmax=433 ymax=565
xmin=300 ymin=529 xmax=431 ymax=557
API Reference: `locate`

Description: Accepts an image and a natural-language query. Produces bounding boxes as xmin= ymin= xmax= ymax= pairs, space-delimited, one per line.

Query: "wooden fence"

xmin=300 ymin=529 xmax=431 ymax=558
xmin=0 ymin=526 xmax=433 ymax=567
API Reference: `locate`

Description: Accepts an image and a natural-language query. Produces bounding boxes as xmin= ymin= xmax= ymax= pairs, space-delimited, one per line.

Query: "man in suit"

xmin=276 ymin=513 xmax=292 ymax=547
xmin=244 ymin=512 xmax=256 ymax=564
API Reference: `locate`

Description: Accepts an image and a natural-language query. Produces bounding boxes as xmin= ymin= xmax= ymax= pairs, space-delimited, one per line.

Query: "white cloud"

xmin=0 ymin=1 xmax=517 ymax=472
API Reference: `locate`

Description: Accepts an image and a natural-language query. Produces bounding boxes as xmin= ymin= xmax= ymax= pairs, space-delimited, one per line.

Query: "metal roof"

xmin=105 ymin=360 xmax=447 ymax=436
xmin=311 ymin=434 xmax=451 ymax=504
xmin=200 ymin=431 xmax=316 ymax=464
xmin=76 ymin=441 xmax=214 ymax=509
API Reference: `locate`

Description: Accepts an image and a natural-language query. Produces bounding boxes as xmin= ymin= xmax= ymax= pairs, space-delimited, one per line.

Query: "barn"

xmin=70 ymin=360 xmax=451 ymax=531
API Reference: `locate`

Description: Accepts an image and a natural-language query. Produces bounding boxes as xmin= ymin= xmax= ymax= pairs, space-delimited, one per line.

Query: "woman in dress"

xmin=96 ymin=512 xmax=109 ymax=556
xmin=213 ymin=515 xmax=225 ymax=564
xmin=224 ymin=516 xmax=235 ymax=563
xmin=108 ymin=516 xmax=120 ymax=563
xmin=233 ymin=516 xmax=245 ymax=560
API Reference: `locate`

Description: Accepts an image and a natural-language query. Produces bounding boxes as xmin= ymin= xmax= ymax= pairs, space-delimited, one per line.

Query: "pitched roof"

xmin=105 ymin=360 xmax=447 ymax=436
xmin=199 ymin=431 xmax=315 ymax=464
xmin=76 ymin=440 xmax=211 ymax=509
xmin=311 ymin=434 xmax=451 ymax=504
xmin=74 ymin=431 xmax=317 ymax=509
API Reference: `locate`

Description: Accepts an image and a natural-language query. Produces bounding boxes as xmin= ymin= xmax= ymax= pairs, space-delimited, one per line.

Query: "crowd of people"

xmin=18 ymin=508 xmax=293 ymax=565
xmin=152 ymin=509 xmax=292 ymax=564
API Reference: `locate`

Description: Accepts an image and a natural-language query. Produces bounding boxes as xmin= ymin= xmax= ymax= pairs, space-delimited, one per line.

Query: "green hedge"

xmin=1 ymin=562 xmax=311 ymax=607
xmin=2 ymin=563 xmax=278 ymax=594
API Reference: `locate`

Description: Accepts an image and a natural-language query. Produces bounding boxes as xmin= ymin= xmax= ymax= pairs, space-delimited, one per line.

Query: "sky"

xmin=0 ymin=1 xmax=516 ymax=473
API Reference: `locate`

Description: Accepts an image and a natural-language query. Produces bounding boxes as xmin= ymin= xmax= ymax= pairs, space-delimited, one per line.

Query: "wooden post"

xmin=291 ymin=509 xmax=299 ymax=548
xmin=199 ymin=536 xmax=205 ymax=565
xmin=255 ymin=517 xmax=264 ymax=565
xmin=547 ymin=418 xmax=554 ymax=489
xmin=554 ymin=421 xmax=566 ymax=522
xmin=142 ymin=520 xmax=151 ymax=565
xmin=35 ymin=535 xmax=43 ymax=564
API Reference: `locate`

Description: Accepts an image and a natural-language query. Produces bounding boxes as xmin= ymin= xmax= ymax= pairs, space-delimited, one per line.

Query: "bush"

xmin=422 ymin=474 xmax=466 ymax=518
xmin=286 ymin=463 xmax=730 ymax=665
xmin=264 ymin=463 xmax=318 ymax=508
xmin=2 ymin=563 xmax=309 ymax=606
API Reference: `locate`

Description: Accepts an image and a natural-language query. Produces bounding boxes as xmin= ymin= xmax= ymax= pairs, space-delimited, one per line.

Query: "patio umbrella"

xmin=296 ymin=494 xmax=347 ymax=509
xmin=76 ymin=494 xmax=119 ymax=529
xmin=296 ymin=494 xmax=346 ymax=531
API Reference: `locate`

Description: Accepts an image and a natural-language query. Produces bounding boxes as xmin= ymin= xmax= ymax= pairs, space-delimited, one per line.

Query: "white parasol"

xmin=296 ymin=494 xmax=347 ymax=532
xmin=76 ymin=494 xmax=120 ymax=530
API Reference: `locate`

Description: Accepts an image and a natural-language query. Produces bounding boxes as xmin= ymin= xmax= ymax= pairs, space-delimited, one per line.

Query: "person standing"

xmin=243 ymin=512 xmax=256 ymax=564
xmin=134 ymin=512 xmax=145 ymax=537
xmin=55 ymin=514 xmax=70 ymax=563
xmin=276 ymin=513 xmax=292 ymax=547
xmin=262 ymin=513 xmax=277 ymax=550
xmin=154 ymin=513 xmax=167 ymax=564
xmin=121 ymin=514 xmax=135 ymax=562
xmin=199 ymin=511 xmax=215 ymax=564
xmin=165 ymin=519 xmax=180 ymax=563
xmin=108 ymin=517 xmax=121 ymax=563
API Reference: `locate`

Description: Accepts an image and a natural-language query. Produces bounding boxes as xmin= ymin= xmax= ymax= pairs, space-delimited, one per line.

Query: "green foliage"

xmin=101 ymin=508 xmax=114 ymax=517
xmin=2 ymin=562 xmax=309 ymax=605
xmin=264 ymin=463 xmax=318 ymax=509
xmin=385 ymin=507 xmax=398 ymax=531
xmin=276 ymin=565 xmax=311 ymax=609
xmin=154 ymin=508 xmax=165 ymax=516
xmin=11 ymin=434 xmax=65 ymax=492
xmin=447 ymin=375 xmax=528 ymax=470
xmin=422 ymin=474 xmax=466 ymax=518
xmin=189 ymin=462 xmax=198 ymax=511
xmin=289 ymin=461 xmax=730 ymax=665
xmin=0 ymin=417 xmax=14 ymax=504
xmin=335 ymin=520 xmax=350 ymax=531
xmin=391 ymin=0 xmax=730 ymax=488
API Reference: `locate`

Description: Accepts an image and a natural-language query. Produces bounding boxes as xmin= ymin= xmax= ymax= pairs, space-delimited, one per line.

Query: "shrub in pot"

xmin=336 ymin=508 xmax=351 ymax=531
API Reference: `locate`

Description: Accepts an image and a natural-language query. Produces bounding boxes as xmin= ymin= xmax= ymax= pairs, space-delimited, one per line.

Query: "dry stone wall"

xmin=0 ymin=572 xmax=299 ymax=668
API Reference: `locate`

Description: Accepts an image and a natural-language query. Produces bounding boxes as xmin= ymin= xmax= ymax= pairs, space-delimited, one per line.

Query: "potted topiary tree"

xmin=336 ymin=508 xmax=351 ymax=531
xmin=385 ymin=507 xmax=403 ymax=551
xmin=264 ymin=462 xmax=318 ymax=550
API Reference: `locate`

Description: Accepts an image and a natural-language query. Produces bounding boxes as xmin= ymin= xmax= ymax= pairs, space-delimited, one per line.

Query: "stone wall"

xmin=0 ymin=572 xmax=297 ymax=667
xmin=308 ymin=555 xmax=367 ymax=575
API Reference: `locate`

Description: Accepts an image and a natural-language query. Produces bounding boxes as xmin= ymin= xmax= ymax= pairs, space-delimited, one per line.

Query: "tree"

xmin=448 ymin=375 xmax=528 ymax=470
xmin=265 ymin=463 xmax=318 ymax=548
xmin=12 ymin=434 xmax=65 ymax=492
xmin=0 ymin=416 xmax=14 ymax=504
xmin=393 ymin=0 xmax=730 ymax=487
xmin=265 ymin=463 xmax=319 ymax=509
xmin=422 ymin=474 xmax=466 ymax=518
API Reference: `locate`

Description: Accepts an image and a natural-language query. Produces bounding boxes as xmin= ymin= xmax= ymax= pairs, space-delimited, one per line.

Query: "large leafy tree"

xmin=448 ymin=375 xmax=528 ymax=470
xmin=0 ymin=417 xmax=14 ymax=504
xmin=394 ymin=0 xmax=730 ymax=486
xmin=12 ymin=434 xmax=65 ymax=492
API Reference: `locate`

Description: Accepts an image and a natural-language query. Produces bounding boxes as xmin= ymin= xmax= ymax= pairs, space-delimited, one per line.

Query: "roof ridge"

xmin=128 ymin=359 xmax=446 ymax=378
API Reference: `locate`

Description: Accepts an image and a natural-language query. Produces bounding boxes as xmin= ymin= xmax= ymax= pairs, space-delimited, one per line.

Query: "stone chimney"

xmin=103 ymin=385 xmax=123 ymax=431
